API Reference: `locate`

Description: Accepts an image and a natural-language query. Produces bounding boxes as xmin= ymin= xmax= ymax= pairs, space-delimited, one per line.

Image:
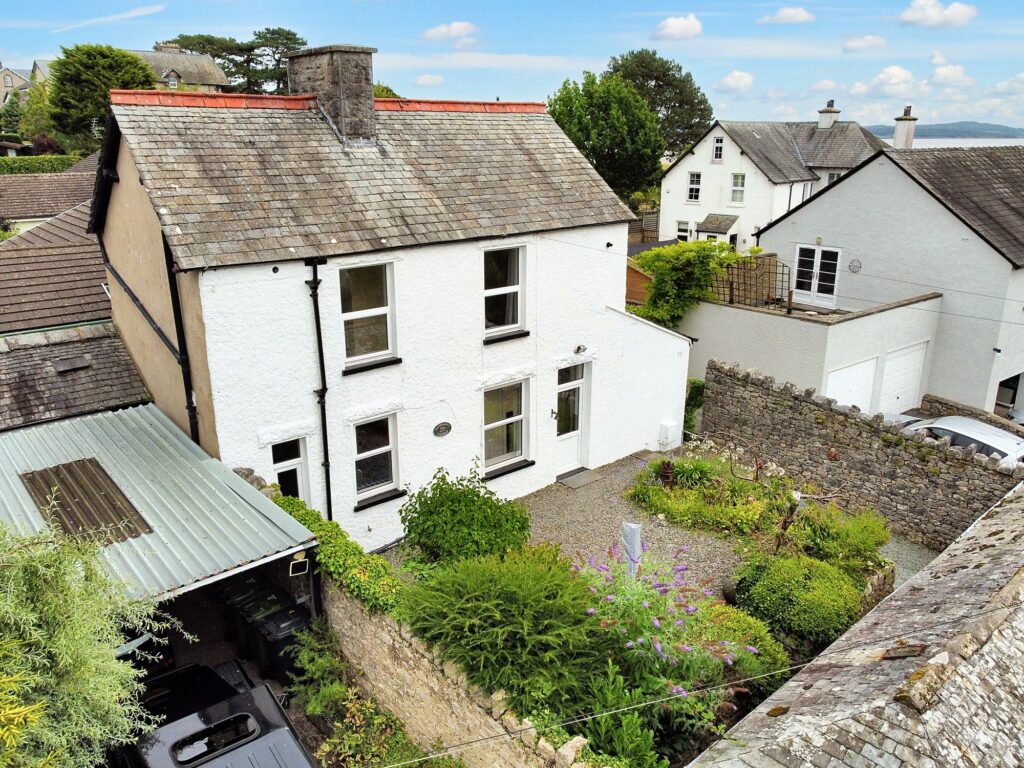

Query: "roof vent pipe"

xmin=283 ymin=44 xmax=377 ymax=143
xmin=818 ymin=99 xmax=840 ymax=130
xmin=893 ymin=105 xmax=917 ymax=150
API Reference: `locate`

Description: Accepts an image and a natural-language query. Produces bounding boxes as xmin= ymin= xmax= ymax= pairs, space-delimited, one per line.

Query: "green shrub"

xmin=791 ymin=504 xmax=890 ymax=584
xmin=399 ymin=467 xmax=530 ymax=564
xmin=397 ymin=545 xmax=602 ymax=713
xmin=736 ymin=555 xmax=861 ymax=646
xmin=684 ymin=378 xmax=705 ymax=434
xmin=582 ymin=662 xmax=668 ymax=768
xmin=690 ymin=604 xmax=790 ymax=697
xmin=0 ymin=154 xmax=82 ymax=174
xmin=274 ymin=496 xmax=403 ymax=613
xmin=288 ymin=619 xmax=350 ymax=719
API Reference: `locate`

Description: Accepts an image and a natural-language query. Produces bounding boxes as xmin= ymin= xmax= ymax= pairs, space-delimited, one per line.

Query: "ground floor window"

xmin=484 ymin=381 xmax=527 ymax=468
xmin=355 ymin=415 xmax=398 ymax=497
xmin=271 ymin=438 xmax=308 ymax=501
xmin=676 ymin=221 xmax=689 ymax=242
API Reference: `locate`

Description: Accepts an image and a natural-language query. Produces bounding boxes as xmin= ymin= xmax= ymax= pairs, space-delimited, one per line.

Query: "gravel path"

xmin=882 ymin=533 xmax=940 ymax=587
xmin=524 ymin=455 xmax=743 ymax=592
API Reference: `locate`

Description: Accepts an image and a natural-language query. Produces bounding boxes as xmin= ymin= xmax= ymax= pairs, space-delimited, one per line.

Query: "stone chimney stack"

xmin=283 ymin=44 xmax=378 ymax=142
xmin=893 ymin=105 xmax=917 ymax=150
xmin=818 ymin=99 xmax=840 ymax=130
xmin=155 ymin=43 xmax=182 ymax=52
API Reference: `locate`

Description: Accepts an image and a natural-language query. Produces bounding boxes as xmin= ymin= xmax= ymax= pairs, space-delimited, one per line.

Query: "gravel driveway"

xmin=523 ymin=455 xmax=743 ymax=592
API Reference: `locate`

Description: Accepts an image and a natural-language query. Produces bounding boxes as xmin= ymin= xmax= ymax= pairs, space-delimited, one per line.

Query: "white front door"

xmin=794 ymin=245 xmax=840 ymax=307
xmin=554 ymin=364 xmax=587 ymax=473
xmin=878 ymin=342 xmax=927 ymax=414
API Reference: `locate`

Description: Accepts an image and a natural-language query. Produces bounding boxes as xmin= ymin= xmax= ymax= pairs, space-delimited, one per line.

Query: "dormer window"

xmin=712 ymin=136 xmax=724 ymax=162
xmin=168 ymin=77 xmax=178 ymax=89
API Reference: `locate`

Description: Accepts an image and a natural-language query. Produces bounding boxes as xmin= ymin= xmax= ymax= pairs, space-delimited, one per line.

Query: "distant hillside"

xmin=866 ymin=121 xmax=1024 ymax=139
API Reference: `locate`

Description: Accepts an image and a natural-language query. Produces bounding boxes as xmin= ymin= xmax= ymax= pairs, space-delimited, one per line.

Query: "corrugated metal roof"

xmin=0 ymin=404 xmax=315 ymax=599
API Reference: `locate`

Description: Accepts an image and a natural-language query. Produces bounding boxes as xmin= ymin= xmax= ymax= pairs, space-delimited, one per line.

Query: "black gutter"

xmin=162 ymin=236 xmax=200 ymax=444
xmin=305 ymin=257 xmax=334 ymax=521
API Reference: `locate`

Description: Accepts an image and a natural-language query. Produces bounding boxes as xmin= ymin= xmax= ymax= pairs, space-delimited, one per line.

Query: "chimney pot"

xmin=893 ymin=105 xmax=918 ymax=150
xmin=827 ymin=99 xmax=835 ymax=108
xmin=283 ymin=44 xmax=378 ymax=142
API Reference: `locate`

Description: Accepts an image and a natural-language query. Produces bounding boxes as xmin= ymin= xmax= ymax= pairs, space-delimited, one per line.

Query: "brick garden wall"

xmin=702 ymin=361 xmax=1023 ymax=549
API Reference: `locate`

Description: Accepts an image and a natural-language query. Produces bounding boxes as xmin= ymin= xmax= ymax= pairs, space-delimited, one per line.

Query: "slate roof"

xmin=696 ymin=213 xmax=739 ymax=235
xmin=99 ymin=92 xmax=634 ymax=270
xmin=672 ymin=121 xmax=886 ymax=184
xmin=68 ymin=152 xmax=100 ymax=175
xmin=886 ymin=146 xmax=1024 ymax=268
xmin=627 ymin=238 xmax=677 ymax=258
xmin=0 ymin=201 xmax=107 ymax=334
xmin=127 ymin=49 xmax=229 ymax=87
xmin=687 ymin=488 xmax=1024 ymax=767
xmin=0 ymin=326 xmax=148 ymax=430
xmin=0 ymin=172 xmax=94 ymax=220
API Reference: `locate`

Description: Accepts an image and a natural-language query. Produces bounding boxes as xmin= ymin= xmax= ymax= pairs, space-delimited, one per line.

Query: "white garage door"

xmin=825 ymin=358 xmax=877 ymax=412
xmin=878 ymin=342 xmax=927 ymax=414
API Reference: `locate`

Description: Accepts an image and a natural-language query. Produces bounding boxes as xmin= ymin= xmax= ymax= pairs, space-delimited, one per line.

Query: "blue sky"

xmin=2 ymin=0 xmax=1023 ymax=126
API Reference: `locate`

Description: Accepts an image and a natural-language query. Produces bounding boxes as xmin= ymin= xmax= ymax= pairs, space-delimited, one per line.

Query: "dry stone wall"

xmin=321 ymin=582 xmax=587 ymax=768
xmin=702 ymin=361 xmax=1024 ymax=549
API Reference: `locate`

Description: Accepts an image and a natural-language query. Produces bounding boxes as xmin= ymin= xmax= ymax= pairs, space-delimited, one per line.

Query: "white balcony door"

xmin=554 ymin=364 xmax=588 ymax=474
xmin=794 ymin=246 xmax=840 ymax=307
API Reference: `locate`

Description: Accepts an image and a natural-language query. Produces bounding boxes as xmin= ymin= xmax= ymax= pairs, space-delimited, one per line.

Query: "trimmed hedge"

xmin=274 ymin=496 xmax=403 ymax=613
xmin=0 ymin=154 xmax=83 ymax=174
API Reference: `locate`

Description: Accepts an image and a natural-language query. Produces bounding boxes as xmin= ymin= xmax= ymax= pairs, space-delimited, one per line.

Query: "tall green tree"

xmin=252 ymin=27 xmax=307 ymax=94
xmin=548 ymin=71 xmax=664 ymax=199
xmin=608 ymin=49 xmax=713 ymax=157
xmin=18 ymin=77 xmax=54 ymax=141
xmin=49 ymin=45 xmax=153 ymax=139
xmin=374 ymin=83 xmax=400 ymax=98
xmin=0 ymin=518 xmax=171 ymax=767
xmin=0 ymin=92 xmax=23 ymax=134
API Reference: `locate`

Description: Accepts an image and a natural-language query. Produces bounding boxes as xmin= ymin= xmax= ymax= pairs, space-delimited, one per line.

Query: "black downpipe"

xmin=305 ymin=258 xmax=334 ymax=521
xmin=162 ymin=236 xmax=200 ymax=444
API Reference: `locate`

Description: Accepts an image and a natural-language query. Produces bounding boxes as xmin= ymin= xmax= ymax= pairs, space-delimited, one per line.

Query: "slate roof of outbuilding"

xmin=687 ymin=488 xmax=1024 ymax=767
xmin=886 ymin=146 xmax=1024 ymax=268
xmin=0 ymin=201 xmax=107 ymax=334
xmin=0 ymin=171 xmax=94 ymax=220
xmin=127 ymin=49 xmax=229 ymax=86
xmin=100 ymin=93 xmax=634 ymax=270
xmin=0 ymin=326 xmax=148 ymax=431
xmin=696 ymin=213 xmax=739 ymax=235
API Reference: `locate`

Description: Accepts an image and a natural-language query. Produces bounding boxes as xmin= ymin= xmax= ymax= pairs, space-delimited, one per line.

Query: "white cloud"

xmin=995 ymin=73 xmax=1024 ymax=95
xmin=930 ymin=51 xmax=947 ymax=66
xmin=851 ymin=65 xmax=928 ymax=98
xmin=843 ymin=35 xmax=886 ymax=53
xmin=772 ymin=105 xmax=800 ymax=119
xmin=422 ymin=21 xmax=479 ymax=40
xmin=717 ymin=70 xmax=754 ymax=93
xmin=758 ymin=6 xmax=815 ymax=24
xmin=930 ymin=62 xmax=974 ymax=87
xmin=452 ymin=37 xmax=477 ymax=50
xmin=415 ymin=74 xmax=444 ymax=87
xmin=652 ymin=14 xmax=703 ymax=40
xmin=51 ymin=4 xmax=164 ymax=33
xmin=899 ymin=0 xmax=977 ymax=29
xmin=811 ymin=79 xmax=844 ymax=92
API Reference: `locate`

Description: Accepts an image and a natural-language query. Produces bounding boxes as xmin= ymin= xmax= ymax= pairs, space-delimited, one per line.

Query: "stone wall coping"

xmin=702 ymin=291 xmax=943 ymax=326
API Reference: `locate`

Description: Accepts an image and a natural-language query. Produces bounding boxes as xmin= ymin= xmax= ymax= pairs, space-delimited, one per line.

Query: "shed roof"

xmin=696 ymin=213 xmax=739 ymax=234
xmin=127 ymin=49 xmax=229 ymax=86
xmin=687 ymin=488 xmax=1024 ymax=767
xmin=95 ymin=92 xmax=634 ymax=270
xmin=0 ymin=327 xmax=148 ymax=430
xmin=0 ymin=405 xmax=316 ymax=599
xmin=0 ymin=171 xmax=94 ymax=220
xmin=0 ymin=200 xmax=107 ymax=334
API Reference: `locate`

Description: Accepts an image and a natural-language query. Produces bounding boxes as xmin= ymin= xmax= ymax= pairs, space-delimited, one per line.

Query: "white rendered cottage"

xmin=658 ymin=101 xmax=886 ymax=250
xmin=89 ymin=44 xmax=690 ymax=551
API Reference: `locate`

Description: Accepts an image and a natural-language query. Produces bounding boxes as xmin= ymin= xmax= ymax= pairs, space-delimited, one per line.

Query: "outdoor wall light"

xmin=606 ymin=242 xmax=613 ymax=248
xmin=575 ymin=344 xmax=588 ymax=354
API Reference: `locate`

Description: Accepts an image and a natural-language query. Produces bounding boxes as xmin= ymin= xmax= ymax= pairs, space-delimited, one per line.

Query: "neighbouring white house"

xmin=658 ymin=101 xmax=886 ymax=251
xmin=671 ymin=139 xmax=1024 ymax=419
xmin=90 ymin=44 xmax=690 ymax=551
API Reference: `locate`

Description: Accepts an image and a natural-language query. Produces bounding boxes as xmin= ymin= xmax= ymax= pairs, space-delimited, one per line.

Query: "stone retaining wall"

xmin=702 ymin=361 xmax=1024 ymax=549
xmin=321 ymin=582 xmax=587 ymax=768
xmin=918 ymin=393 xmax=1024 ymax=439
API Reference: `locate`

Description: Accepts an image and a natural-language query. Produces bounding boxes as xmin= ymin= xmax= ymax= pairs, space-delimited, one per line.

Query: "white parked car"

xmin=901 ymin=416 xmax=1024 ymax=467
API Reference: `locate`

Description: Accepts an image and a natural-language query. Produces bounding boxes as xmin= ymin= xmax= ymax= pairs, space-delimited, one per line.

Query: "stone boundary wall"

xmin=321 ymin=582 xmax=587 ymax=768
xmin=702 ymin=361 xmax=1024 ymax=549
xmin=919 ymin=393 xmax=1024 ymax=439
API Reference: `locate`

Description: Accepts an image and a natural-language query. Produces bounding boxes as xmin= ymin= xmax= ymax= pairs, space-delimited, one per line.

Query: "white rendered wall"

xmin=198 ymin=223 xmax=689 ymax=551
xmin=759 ymin=156 xmax=1015 ymax=410
xmin=659 ymin=126 xmax=777 ymax=250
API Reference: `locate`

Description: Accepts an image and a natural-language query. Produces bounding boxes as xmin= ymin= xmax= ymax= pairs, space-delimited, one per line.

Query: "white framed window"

xmin=827 ymin=171 xmax=841 ymax=185
xmin=167 ymin=77 xmax=178 ymax=89
xmin=687 ymin=172 xmax=701 ymax=202
xmin=3 ymin=75 xmax=12 ymax=88
xmin=802 ymin=182 xmax=813 ymax=201
xmin=354 ymin=414 xmax=398 ymax=498
xmin=731 ymin=173 xmax=745 ymax=204
xmin=706 ymin=234 xmax=718 ymax=242
xmin=483 ymin=247 xmax=523 ymax=336
xmin=483 ymin=380 xmax=528 ymax=468
xmin=676 ymin=220 xmax=689 ymax=242
xmin=340 ymin=263 xmax=395 ymax=364
xmin=272 ymin=438 xmax=308 ymax=502
xmin=712 ymin=136 xmax=724 ymax=162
